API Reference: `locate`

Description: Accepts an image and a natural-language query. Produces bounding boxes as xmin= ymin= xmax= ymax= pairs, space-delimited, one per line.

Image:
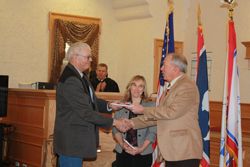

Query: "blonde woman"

xmin=112 ymin=75 xmax=156 ymax=167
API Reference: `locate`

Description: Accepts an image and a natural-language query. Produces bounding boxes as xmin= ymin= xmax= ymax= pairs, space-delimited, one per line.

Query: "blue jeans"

xmin=59 ymin=154 xmax=82 ymax=167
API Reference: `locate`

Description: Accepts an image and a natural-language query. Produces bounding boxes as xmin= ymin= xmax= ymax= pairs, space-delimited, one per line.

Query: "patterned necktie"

xmin=82 ymin=74 xmax=94 ymax=102
xmin=159 ymin=84 xmax=171 ymax=103
xmin=82 ymin=74 xmax=96 ymax=110
xmin=125 ymin=111 xmax=138 ymax=146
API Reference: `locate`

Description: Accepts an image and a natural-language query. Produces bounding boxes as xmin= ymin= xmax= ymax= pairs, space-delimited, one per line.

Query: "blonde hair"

xmin=123 ymin=75 xmax=148 ymax=102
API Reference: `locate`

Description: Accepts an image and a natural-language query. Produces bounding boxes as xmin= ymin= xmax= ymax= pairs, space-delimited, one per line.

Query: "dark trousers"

xmin=165 ymin=159 xmax=200 ymax=167
xmin=116 ymin=151 xmax=152 ymax=167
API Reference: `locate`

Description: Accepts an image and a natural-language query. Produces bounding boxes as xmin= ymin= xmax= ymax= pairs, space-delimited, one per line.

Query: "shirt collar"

xmin=97 ymin=77 xmax=106 ymax=82
xmin=168 ymin=74 xmax=183 ymax=89
xmin=72 ymin=64 xmax=83 ymax=78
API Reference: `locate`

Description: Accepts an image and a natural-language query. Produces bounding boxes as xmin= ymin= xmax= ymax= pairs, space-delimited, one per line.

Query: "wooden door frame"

xmin=48 ymin=12 xmax=101 ymax=81
xmin=153 ymin=39 xmax=183 ymax=92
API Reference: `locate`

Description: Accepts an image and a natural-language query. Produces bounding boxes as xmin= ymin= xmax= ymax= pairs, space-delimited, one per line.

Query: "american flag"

xmin=155 ymin=8 xmax=175 ymax=106
xmin=219 ymin=19 xmax=243 ymax=167
xmin=196 ymin=25 xmax=210 ymax=167
xmin=152 ymin=5 xmax=174 ymax=167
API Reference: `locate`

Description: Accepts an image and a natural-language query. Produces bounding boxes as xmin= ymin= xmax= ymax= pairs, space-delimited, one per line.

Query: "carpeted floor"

xmin=84 ymin=130 xmax=116 ymax=167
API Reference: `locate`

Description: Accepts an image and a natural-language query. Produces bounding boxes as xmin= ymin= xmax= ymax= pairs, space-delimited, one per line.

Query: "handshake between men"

xmin=113 ymin=118 xmax=134 ymax=132
xmin=110 ymin=103 xmax=144 ymax=132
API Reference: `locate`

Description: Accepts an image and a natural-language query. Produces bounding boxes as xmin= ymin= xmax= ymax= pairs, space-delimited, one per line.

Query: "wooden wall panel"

xmin=8 ymin=140 xmax=43 ymax=166
xmin=0 ymin=89 xmax=55 ymax=167
xmin=8 ymin=105 xmax=44 ymax=127
xmin=210 ymin=101 xmax=250 ymax=166
xmin=210 ymin=132 xmax=221 ymax=167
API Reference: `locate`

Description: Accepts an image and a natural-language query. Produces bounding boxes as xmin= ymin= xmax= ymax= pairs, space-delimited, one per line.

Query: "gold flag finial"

xmin=220 ymin=0 xmax=238 ymax=20
xmin=168 ymin=0 xmax=174 ymax=14
xmin=165 ymin=0 xmax=174 ymax=36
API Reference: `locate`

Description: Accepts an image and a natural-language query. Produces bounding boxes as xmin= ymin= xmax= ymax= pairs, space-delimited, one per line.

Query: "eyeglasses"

xmin=77 ymin=54 xmax=93 ymax=60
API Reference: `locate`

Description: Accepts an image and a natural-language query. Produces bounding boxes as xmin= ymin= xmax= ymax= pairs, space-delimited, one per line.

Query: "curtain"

xmin=49 ymin=19 xmax=100 ymax=84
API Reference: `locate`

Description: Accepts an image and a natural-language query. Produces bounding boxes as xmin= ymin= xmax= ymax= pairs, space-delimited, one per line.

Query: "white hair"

xmin=170 ymin=53 xmax=188 ymax=73
xmin=66 ymin=42 xmax=91 ymax=61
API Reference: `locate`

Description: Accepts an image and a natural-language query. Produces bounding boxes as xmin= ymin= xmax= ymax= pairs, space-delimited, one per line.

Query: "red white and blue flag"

xmin=196 ymin=25 xmax=210 ymax=167
xmin=219 ymin=20 xmax=243 ymax=167
xmin=152 ymin=6 xmax=175 ymax=167
xmin=155 ymin=9 xmax=175 ymax=106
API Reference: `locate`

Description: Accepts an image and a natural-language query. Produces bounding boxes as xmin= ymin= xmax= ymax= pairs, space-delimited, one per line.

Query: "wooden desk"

xmin=0 ymin=89 xmax=56 ymax=167
xmin=0 ymin=89 xmax=122 ymax=167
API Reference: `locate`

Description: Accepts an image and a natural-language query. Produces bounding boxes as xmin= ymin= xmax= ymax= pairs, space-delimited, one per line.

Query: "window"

xmin=153 ymin=39 xmax=183 ymax=92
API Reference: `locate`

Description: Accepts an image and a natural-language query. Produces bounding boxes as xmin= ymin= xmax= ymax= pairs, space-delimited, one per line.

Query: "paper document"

xmin=110 ymin=102 xmax=132 ymax=107
xmin=123 ymin=139 xmax=136 ymax=150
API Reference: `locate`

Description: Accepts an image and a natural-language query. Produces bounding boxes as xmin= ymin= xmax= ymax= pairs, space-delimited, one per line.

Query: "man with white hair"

xmin=123 ymin=53 xmax=203 ymax=167
xmin=53 ymin=42 xmax=124 ymax=167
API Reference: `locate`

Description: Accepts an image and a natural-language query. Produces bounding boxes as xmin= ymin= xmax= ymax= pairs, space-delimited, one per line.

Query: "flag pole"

xmin=219 ymin=1 xmax=243 ymax=167
xmin=152 ymin=1 xmax=174 ymax=166
xmin=167 ymin=0 xmax=174 ymax=15
xmin=228 ymin=4 xmax=243 ymax=166
xmin=228 ymin=5 xmax=243 ymax=167
xmin=219 ymin=29 xmax=228 ymax=167
xmin=196 ymin=4 xmax=211 ymax=166
xmin=197 ymin=3 xmax=201 ymax=26
xmin=196 ymin=3 xmax=201 ymax=80
xmin=164 ymin=0 xmax=174 ymax=91
xmin=219 ymin=2 xmax=234 ymax=167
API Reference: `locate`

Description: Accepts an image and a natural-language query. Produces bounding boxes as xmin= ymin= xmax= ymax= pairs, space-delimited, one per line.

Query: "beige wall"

xmin=0 ymin=0 xmax=249 ymax=103
xmin=0 ymin=0 xmax=116 ymax=87
xmin=182 ymin=1 xmax=250 ymax=103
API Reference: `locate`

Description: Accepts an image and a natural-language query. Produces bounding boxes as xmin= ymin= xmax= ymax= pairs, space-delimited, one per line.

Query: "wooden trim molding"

xmin=48 ymin=12 xmax=101 ymax=81
xmin=210 ymin=101 xmax=250 ymax=135
xmin=153 ymin=39 xmax=183 ymax=92
xmin=242 ymin=41 xmax=250 ymax=59
xmin=48 ymin=12 xmax=101 ymax=31
xmin=209 ymin=101 xmax=250 ymax=166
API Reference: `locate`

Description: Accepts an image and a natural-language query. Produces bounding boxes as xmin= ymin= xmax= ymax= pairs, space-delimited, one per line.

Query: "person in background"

xmin=90 ymin=63 xmax=120 ymax=92
xmin=53 ymin=42 xmax=125 ymax=167
xmin=112 ymin=75 xmax=156 ymax=167
xmin=122 ymin=53 xmax=203 ymax=167
xmin=90 ymin=63 xmax=120 ymax=153
xmin=88 ymin=69 xmax=96 ymax=82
